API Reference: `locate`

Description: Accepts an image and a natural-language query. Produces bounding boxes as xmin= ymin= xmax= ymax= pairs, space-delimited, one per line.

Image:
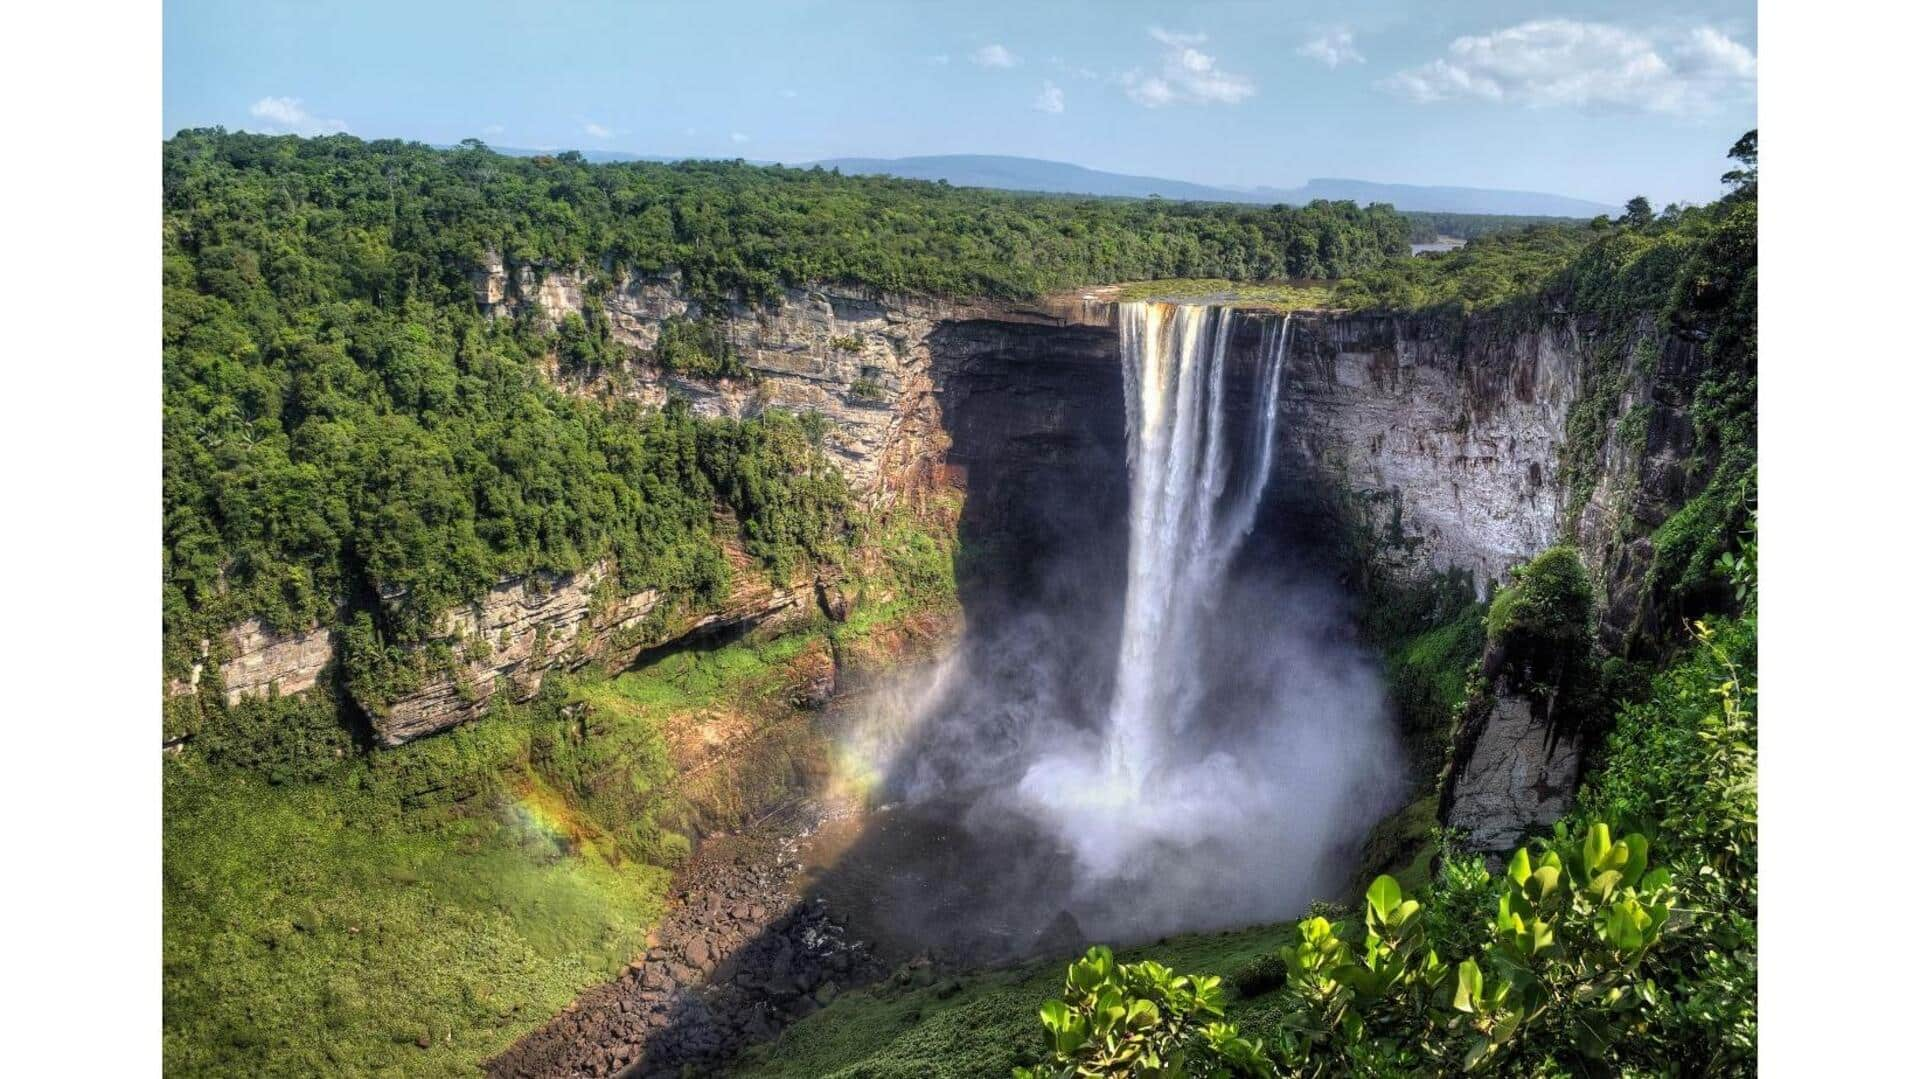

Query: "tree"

xmin=1721 ymin=129 xmax=1757 ymax=199
xmin=1619 ymin=197 xmax=1655 ymax=229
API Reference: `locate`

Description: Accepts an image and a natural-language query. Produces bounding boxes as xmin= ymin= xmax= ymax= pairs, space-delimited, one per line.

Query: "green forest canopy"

xmin=161 ymin=130 xmax=1730 ymax=688
xmin=160 ymin=129 xmax=1422 ymax=676
xmin=164 ymin=130 xmax=1417 ymax=304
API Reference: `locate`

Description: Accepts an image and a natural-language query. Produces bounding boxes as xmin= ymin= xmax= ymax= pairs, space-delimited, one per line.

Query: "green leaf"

xmin=1526 ymin=865 xmax=1561 ymax=902
xmin=1506 ymin=847 xmax=1532 ymax=887
xmin=1572 ymin=1014 xmax=1615 ymax=1058
xmin=1366 ymin=874 xmax=1402 ymax=921
xmin=1530 ymin=919 xmax=1554 ymax=954
xmin=1583 ymin=822 xmax=1612 ymax=878
xmin=1453 ymin=959 xmax=1484 ymax=1013
xmin=1125 ymin=998 xmax=1161 ymax=1030
xmin=1620 ymin=833 xmax=1649 ymax=886
xmin=1589 ymin=869 xmax=1623 ymax=902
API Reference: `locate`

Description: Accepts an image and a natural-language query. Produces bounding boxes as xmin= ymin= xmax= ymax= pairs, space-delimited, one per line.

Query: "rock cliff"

xmin=471 ymin=256 xmax=1109 ymax=499
xmin=175 ymin=267 xmax=1691 ymax=770
xmin=1270 ymin=313 xmax=1579 ymax=595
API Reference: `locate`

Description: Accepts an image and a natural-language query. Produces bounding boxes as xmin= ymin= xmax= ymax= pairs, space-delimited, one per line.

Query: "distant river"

xmin=1412 ymin=238 xmax=1468 ymax=255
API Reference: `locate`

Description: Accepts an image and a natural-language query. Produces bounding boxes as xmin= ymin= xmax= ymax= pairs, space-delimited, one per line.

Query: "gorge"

xmin=160 ymin=133 xmax=1756 ymax=1079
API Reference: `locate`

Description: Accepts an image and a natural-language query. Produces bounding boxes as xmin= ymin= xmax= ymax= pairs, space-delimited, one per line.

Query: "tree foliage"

xmin=162 ymin=129 xmax=1418 ymax=678
xmin=1017 ymin=947 xmax=1279 ymax=1079
xmin=1025 ymin=821 xmax=1680 ymax=1078
xmin=166 ymin=130 xmax=1411 ymax=306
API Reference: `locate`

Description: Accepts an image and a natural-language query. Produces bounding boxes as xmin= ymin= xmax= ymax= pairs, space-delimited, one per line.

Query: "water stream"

xmin=829 ymin=298 xmax=1398 ymax=951
xmin=1104 ymin=302 xmax=1292 ymax=792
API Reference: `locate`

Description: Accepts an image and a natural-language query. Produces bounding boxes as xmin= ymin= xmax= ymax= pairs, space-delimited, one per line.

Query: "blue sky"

xmin=163 ymin=1 xmax=1757 ymax=207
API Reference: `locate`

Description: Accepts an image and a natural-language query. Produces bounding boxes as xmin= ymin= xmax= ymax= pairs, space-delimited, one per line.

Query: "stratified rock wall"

xmin=176 ymin=265 xmax=1695 ymax=762
xmin=219 ymin=619 xmax=337 ymax=705
xmin=365 ymin=558 xmax=815 ymax=746
xmin=473 ymin=259 xmax=1111 ymax=501
xmin=1276 ymin=314 xmax=1580 ymax=596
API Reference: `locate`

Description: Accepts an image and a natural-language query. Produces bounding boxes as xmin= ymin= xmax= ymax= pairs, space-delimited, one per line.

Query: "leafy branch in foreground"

xmin=1022 ymin=822 xmax=1677 ymax=1077
xmin=1015 ymin=946 xmax=1277 ymax=1078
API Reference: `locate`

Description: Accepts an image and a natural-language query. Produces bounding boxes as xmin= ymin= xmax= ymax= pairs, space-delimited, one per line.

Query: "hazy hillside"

xmin=810 ymin=153 xmax=1616 ymax=216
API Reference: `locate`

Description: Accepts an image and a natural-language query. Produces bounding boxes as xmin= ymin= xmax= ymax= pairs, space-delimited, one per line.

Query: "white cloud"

xmin=1123 ymin=27 xmax=1256 ymax=107
xmin=1049 ymin=56 xmax=1100 ymax=80
xmin=1032 ymin=80 xmax=1066 ymax=114
xmin=583 ymin=121 xmax=613 ymax=138
xmin=247 ymin=96 xmax=348 ymax=135
xmin=1298 ymin=28 xmax=1364 ymax=68
xmin=730 ymin=132 xmax=750 ymax=144
xmin=929 ymin=53 xmax=952 ymax=66
xmin=971 ymin=43 xmax=1018 ymax=68
xmin=1384 ymin=20 xmax=1755 ymax=115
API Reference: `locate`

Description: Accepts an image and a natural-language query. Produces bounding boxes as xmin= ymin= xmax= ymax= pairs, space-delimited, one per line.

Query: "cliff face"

xmin=1269 ymin=313 xmax=1579 ymax=596
xmin=364 ymin=554 xmax=817 ymax=746
xmin=472 ymin=255 xmax=1109 ymax=499
xmin=176 ymin=269 xmax=1690 ymax=767
xmin=173 ymin=266 xmax=1111 ymax=746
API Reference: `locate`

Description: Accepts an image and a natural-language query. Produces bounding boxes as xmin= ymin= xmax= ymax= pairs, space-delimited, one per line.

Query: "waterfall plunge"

xmin=1106 ymin=302 xmax=1292 ymax=791
xmin=1011 ymin=301 xmax=1326 ymax=885
xmin=845 ymin=297 xmax=1401 ymax=945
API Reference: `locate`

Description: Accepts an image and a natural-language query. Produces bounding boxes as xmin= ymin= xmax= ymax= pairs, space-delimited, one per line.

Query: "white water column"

xmin=1104 ymin=302 xmax=1291 ymax=792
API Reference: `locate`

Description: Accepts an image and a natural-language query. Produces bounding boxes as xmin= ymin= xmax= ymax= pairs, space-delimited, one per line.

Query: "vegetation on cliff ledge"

xmin=161 ymin=127 xmax=1411 ymax=685
xmin=165 ymin=536 xmax=955 ymax=1077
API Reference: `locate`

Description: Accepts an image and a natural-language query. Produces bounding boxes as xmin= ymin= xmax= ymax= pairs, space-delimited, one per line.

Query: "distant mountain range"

xmin=476 ymin=146 xmax=1617 ymax=218
xmin=809 ymin=155 xmax=1619 ymax=218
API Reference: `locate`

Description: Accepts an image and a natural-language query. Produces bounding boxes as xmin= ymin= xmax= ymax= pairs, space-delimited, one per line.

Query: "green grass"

xmin=576 ymin=627 xmax=820 ymax=716
xmin=1107 ymin=278 xmax=1337 ymax=310
xmin=730 ymin=922 xmax=1307 ymax=1079
xmin=163 ymin=755 xmax=669 ymax=1077
xmin=165 ymin=562 xmax=955 ymax=1077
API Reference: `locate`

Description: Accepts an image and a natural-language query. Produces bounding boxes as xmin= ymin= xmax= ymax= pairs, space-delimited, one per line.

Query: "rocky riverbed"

xmin=487 ymin=798 xmax=887 ymax=1078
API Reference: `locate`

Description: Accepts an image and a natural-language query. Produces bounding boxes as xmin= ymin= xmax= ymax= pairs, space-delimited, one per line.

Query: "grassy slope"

xmin=164 ymin=497 xmax=962 ymax=1076
xmin=163 ymin=594 xmax=948 ymax=1077
xmin=163 ymin=759 xmax=667 ymax=1075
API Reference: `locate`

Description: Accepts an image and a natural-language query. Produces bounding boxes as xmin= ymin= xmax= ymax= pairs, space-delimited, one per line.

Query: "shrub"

xmin=1015 ymin=946 xmax=1278 ymax=1078
xmin=653 ymin=316 xmax=746 ymax=378
xmin=1228 ymin=953 xmax=1288 ymax=999
xmin=1023 ymin=822 xmax=1679 ymax=1077
xmin=1485 ymin=547 xmax=1591 ymax=657
xmin=1483 ymin=548 xmax=1595 ymax=729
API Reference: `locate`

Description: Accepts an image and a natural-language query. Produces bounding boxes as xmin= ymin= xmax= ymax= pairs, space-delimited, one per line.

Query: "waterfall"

xmin=1104 ymin=302 xmax=1291 ymax=792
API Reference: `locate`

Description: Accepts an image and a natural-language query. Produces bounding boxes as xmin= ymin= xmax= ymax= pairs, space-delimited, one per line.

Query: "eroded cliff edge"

xmin=169 ymin=264 xmax=1711 ymax=781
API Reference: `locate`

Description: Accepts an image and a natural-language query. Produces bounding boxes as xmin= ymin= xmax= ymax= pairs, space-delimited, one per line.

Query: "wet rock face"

xmin=1272 ymin=313 xmax=1579 ymax=598
xmin=928 ymin=318 xmax=1130 ymax=607
xmin=487 ymin=803 xmax=885 ymax=1079
xmin=1441 ymin=690 xmax=1581 ymax=852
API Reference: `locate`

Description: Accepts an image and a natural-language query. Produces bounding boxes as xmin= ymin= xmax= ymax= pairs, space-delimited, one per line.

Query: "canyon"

xmin=172 ymin=255 xmax=1710 ymax=852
